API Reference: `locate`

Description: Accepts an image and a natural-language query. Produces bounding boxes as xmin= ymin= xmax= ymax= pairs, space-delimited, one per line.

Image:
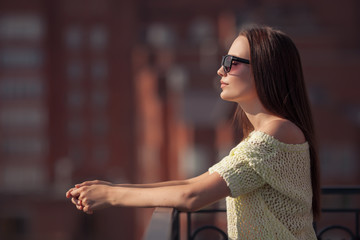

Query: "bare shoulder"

xmin=259 ymin=119 xmax=306 ymax=144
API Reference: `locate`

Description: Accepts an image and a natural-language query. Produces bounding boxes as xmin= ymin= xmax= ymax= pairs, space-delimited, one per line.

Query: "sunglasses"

xmin=221 ymin=55 xmax=250 ymax=73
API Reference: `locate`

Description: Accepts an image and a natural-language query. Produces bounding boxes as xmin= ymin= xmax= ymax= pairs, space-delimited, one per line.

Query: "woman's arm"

xmin=68 ymin=171 xmax=230 ymax=214
xmin=73 ymin=173 xmax=207 ymax=189
xmin=117 ymin=173 xmax=208 ymax=188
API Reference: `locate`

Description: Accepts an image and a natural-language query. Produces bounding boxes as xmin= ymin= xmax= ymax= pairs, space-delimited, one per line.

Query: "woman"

xmin=66 ymin=25 xmax=320 ymax=239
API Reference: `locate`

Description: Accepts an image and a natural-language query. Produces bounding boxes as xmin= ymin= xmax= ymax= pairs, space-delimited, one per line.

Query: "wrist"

xmin=105 ymin=185 xmax=114 ymax=206
xmin=107 ymin=186 xmax=122 ymax=207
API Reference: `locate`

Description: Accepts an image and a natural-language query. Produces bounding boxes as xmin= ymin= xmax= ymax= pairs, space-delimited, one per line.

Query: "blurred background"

xmin=0 ymin=0 xmax=359 ymax=239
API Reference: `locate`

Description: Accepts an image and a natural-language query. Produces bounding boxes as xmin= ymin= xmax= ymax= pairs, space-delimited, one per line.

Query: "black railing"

xmin=143 ymin=187 xmax=360 ymax=240
xmin=315 ymin=186 xmax=360 ymax=240
xmin=185 ymin=209 xmax=226 ymax=240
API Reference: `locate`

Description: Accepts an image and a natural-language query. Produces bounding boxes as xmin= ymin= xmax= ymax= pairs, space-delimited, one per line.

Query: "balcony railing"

xmin=143 ymin=186 xmax=360 ymax=240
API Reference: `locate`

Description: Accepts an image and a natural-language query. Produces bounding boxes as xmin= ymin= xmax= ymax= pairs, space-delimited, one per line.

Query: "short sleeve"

xmin=209 ymin=151 xmax=265 ymax=198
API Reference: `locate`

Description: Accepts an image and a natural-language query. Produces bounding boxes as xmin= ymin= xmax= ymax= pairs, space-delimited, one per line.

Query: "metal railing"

xmin=143 ymin=186 xmax=360 ymax=240
xmin=315 ymin=186 xmax=360 ymax=239
xmin=143 ymin=207 xmax=179 ymax=240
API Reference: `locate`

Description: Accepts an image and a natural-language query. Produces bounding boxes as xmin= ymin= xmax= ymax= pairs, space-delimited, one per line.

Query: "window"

xmin=0 ymin=48 xmax=43 ymax=68
xmin=166 ymin=65 xmax=188 ymax=92
xmin=68 ymin=118 xmax=84 ymax=138
xmin=0 ymin=108 xmax=46 ymax=128
xmin=92 ymin=145 xmax=109 ymax=165
xmin=65 ymin=26 xmax=83 ymax=50
xmin=188 ymin=17 xmax=214 ymax=44
xmin=180 ymin=145 xmax=210 ymax=178
xmin=1 ymin=137 xmax=47 ymax=156
xmin=146 ymin=23 xmax=175 ymax=48
xmin=67 ymin=61 xmax=83 ymax=81
xmin=67 ymin=90 xmax=84 ymax=108
xmin=89 ymin=25 xmax=107 ymax=50
xmin=0 ymin=15 xmax=44 ymax=41
xmin=2 ymin=165 xmax=46 ymax=191
xmin=92 ymin=118 xmax=107 ymax=136
xmin=91 ymin=90 xmax=107 ymax=107
xmin=68 ymin=146 xmax=84 ymax=165
xmin=0 ymin=78 xmax=44 ymax=99
xmin=91 ymin=60 xmax=107 ymax=81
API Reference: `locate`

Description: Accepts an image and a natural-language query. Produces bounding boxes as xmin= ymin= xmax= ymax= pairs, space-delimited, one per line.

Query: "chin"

xmin=220 ymin=92 xmax=234 ymax=102
xmin=220 ymin=92 xmax=227 ymax=100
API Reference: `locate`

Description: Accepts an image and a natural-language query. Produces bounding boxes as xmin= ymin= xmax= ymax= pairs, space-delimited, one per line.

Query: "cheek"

xmin=220 ymin=76 xmax=257 ymax=102
xmin=229 ymin=64 xmax=247 ymax=75
xmin=232 ymin=79 xmax=254 ymax=94
xmin=229 ymin=65 xmax=242 ymax=74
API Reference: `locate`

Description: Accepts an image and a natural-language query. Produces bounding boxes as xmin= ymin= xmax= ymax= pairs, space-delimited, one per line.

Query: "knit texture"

xmin=209 ymin=131 xmax=317 ymax=240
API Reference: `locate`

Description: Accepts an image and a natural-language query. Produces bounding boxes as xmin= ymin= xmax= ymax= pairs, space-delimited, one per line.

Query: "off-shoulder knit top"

xmin=209 ymin=131 xmax=317 ymax=240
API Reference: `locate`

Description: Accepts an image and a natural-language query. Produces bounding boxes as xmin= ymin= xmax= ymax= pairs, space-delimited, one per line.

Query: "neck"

xmin=238 ymin=99 xmax=278 ymax=130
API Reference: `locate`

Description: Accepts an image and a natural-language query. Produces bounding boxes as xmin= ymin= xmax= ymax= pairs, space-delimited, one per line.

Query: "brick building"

xmin=0 ymin=0 xmax=139 ymax=239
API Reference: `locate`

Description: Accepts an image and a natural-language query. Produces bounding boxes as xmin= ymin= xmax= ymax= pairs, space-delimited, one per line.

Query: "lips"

xmin=220 ymin=80 xmax=229 ymax=88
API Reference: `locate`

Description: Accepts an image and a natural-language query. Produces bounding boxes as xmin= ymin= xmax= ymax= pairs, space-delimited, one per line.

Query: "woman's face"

xmin=217 ymin=36 xmax=257 ymax=104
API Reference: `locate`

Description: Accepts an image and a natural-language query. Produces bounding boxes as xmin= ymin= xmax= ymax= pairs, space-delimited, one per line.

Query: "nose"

xmin=217 ymin=66 xmax=227 ymax=77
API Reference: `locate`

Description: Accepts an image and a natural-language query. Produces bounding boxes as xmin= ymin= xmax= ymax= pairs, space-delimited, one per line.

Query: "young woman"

xmin=66 ymin=25 xmax=320 ymax=239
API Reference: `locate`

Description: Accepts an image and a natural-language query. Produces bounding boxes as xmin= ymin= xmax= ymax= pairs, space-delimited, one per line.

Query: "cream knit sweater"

xmin=209 ymin=131 xmax=317 ymax=240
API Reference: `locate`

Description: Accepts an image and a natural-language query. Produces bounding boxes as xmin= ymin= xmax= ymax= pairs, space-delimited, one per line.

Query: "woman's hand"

xmin=66 ymin=180 xmax=113 ymax=198
xmin=75 ymin=180 xmax=114 ymax=188
xmin=67 ymin=184 xmax=114 ymax=214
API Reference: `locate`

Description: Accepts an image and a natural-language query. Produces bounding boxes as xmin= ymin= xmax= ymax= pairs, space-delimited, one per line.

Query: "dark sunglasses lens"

xmin=223 ymin=56 xmax=232 ymax=72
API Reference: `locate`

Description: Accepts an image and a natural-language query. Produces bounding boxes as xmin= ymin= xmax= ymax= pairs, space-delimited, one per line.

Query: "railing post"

xmin=187 ymin=212 xmax=192 ymax=240
xmin=143 ymin=207 xmax=177 ymax=240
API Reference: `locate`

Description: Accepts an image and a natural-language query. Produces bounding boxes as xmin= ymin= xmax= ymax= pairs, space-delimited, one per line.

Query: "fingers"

xmin=69 ymin=187 xmax=83 ymax=198
xmin=66 ymin=187 xmax=76 ymax=198
xmin=77 ymin=202 xmax=84 ymax=211
xmin=67 ymin=180 xmax=108 ymax=198
xmin=66 ymin=185 xmax=95 ymax=214
xmin=66 ymin=183 xmax=100 ymax=215
xmin=66 ymin=185 xmax=84 ymax=198
xmin=72 ymin=198 xmax=83 ymax=210
xmin=74 ymin=198 xmax=93 ymax=214
xmin=83 ymin=205 xmax=93 ymax=214
xmin=71 ymin=197 xmax=81 ymax=206
xmin=75 ymin=180 xmax=100 ymax=188
xmin=71 ymin=197 xmax=91 ymax=213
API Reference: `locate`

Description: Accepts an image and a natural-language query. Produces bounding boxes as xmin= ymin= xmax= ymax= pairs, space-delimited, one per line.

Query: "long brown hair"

xmin=234 ymin=25 xmax=320 ymax=219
